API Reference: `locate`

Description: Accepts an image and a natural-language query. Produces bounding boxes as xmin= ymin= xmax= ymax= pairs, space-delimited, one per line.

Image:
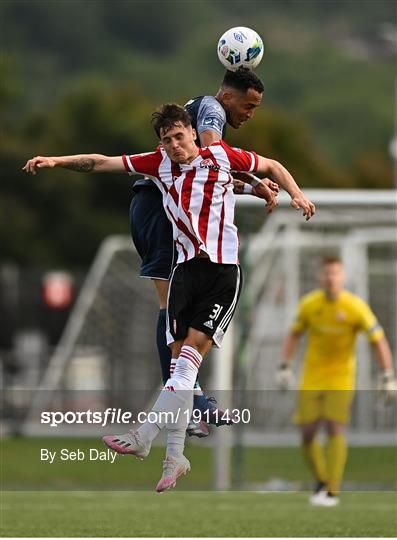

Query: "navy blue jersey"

xmin=133 ymin=96 xmax=227 ymax=190
xmin=185 ymin=96 xmax=227 ymax=147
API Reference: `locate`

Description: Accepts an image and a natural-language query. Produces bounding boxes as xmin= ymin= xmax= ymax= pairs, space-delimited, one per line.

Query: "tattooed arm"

xmin=22 ymin=154 xmax=125 ymax=175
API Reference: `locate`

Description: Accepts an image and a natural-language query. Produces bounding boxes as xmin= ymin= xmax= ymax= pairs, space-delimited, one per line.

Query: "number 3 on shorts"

xmin=210 ymin=304 xmax=223 ymax=320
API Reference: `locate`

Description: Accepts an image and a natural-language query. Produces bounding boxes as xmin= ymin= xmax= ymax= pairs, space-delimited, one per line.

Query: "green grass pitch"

xmin=1 ymin=438 xmax=396 ymax=536
xmin=2 ymin=491 xmax=397 ymax=537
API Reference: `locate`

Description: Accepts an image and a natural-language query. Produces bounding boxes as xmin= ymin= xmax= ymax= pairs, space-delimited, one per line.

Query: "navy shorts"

xmin=129 ymin=185 xmax=176 ymax=280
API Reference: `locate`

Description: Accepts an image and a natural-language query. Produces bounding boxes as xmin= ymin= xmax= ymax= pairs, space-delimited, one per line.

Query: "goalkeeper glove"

xmin=275 ymin=363 xmax=295 ymax=391
xmin=378 ymin=371 xmax=397 ymax=404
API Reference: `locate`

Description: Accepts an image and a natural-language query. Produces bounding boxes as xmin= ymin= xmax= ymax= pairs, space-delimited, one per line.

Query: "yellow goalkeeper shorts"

xmin=293 ymin=389 xmax=354 ymax=425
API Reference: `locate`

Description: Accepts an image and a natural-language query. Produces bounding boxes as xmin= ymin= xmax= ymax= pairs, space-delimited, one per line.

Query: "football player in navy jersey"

xmin=130 ymin=68 xmax=278 ymax=436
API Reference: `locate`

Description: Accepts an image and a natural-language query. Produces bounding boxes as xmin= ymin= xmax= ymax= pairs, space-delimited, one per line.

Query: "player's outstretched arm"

xmin=256 ymin=156 xmax=315 ymax=221
xmin=22 ymin=154 xmax=125 ymax=175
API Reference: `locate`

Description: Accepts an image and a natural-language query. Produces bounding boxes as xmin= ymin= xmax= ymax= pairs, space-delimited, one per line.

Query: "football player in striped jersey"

xmin=130 ymin=68 xmax=278 ymax=437
xmin=23 ymin=103 xmax=315 ymax=491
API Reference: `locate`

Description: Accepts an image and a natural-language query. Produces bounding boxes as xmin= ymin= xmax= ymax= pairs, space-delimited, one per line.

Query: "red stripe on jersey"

xmin=169 ymin=161 xmax=182 ymax=204
xmin=198 ymin=148 xmax=219 ymax=245
xmin=220 ymin=140 xmax=257 ymax=173
xmin=153 ymin=174 xmax=169 ymax=194
xmin=181 ymin=169 xmax=196 ymax=217
xmin=127 ymin=147 xmax=164 ymax=178
xmin=175 ymin=238 xmax=188 ymax=261
xmin=122 ymin=154 xmax=130 ymax=172
xmin=176 ymin=218 xmax=200 ymax=256
xmin=166 ymin=205 xmax=199 ymax=259
xmin=169 ymin=184 xmax=178 ymax=205
xmin=171 ymin=160 xmax=182 ymax=179
xmin=217 ymin=195 xmax=226 ymax=263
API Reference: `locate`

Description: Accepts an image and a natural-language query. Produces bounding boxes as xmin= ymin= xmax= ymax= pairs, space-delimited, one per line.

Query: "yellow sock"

xmin=302 ymin=439 xmax=328 ymax=484
xmin=326 ymin=434 xmax=348 ymax=495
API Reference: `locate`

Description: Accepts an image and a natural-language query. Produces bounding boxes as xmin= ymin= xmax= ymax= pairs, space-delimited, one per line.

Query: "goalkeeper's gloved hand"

xmin=378 ymin=371 xmax=397 ymax=404
xmin=275 ymin=363 xmax=295 ymax=391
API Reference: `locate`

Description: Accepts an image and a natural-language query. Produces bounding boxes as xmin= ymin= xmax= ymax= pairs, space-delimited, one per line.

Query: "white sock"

xmin=137 ymin=422 xmax=160 ymax=446
xmin=137 ymin=346 xmax=202 ymax=447
xmin=170 ymin=345 xmax=202 ymax=391
xmin=167 ymin=428 xmax=187 ymax=460
xmin=164 ymin=346 xmax=202 ymax=458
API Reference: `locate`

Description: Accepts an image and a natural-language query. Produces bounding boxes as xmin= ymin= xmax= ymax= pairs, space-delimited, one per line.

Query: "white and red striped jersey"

xmin=123 ymin=140 xmax=258 ymax=264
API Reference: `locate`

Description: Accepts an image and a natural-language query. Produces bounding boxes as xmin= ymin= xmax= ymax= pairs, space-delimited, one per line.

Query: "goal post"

xmin=20 ymin=189 xmax=397 ymax=491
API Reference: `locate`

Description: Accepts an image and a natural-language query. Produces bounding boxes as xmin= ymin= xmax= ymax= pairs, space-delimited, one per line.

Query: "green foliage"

xmin=1 ymin=0 xmax=395 ymax=265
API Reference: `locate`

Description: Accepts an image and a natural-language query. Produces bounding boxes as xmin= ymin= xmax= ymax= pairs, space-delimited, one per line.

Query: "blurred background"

xmin=1 ymin=0 xmax=396 ymax=492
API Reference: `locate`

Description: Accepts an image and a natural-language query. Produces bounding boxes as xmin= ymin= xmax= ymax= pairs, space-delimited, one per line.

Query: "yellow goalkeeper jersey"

xmin=291 ymin=289 xmax=384 ymax=390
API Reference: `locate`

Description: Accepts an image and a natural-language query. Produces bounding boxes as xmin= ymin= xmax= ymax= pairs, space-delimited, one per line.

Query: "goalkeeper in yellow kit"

xmin=277 ymin=257 xmax=396 ymax=506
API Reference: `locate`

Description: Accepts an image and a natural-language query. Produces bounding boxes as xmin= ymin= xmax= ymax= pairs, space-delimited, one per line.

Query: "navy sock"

xmin=193 ymin=394 xmax=210 ymax=414
xmin=156 ymin=309 xmax=171 ymax=385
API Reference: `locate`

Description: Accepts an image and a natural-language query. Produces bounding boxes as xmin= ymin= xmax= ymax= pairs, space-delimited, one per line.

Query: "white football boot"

xmin=102 ymin=430 xmax=151 ymax=459
xmin=310 ymin=490 xmax=340 ymax=507
xmin=156 ymin=455 xmax=191 ymax=493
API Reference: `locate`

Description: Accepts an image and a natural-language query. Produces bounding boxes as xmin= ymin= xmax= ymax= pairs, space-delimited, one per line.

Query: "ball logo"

xmin=245 ymin=39 xmax=263 ymax=62
xmin=220 ymin=44 xmax=229 ymax=58
xmin=233 ymin=32 xmax=244 ymax=43
xmin=228 ymin=49 xmax=241 ymax=65
xmin=219 ymin=39 xmax=240 ymax=65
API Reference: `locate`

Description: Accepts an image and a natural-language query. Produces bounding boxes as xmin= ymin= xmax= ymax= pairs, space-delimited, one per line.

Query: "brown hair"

xmin=151 ymin=103 xmax=192 ymax=137
xmin=322 ymin=256 xmax=342 ymax=266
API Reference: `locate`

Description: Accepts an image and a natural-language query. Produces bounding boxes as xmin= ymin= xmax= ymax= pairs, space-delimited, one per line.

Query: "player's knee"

xmin=302 ymin=432 xmax=315 ymax=444
xmin=301 ymin=422 xmax=319 ymax=443
xmin=183 ymin=329 xmax=213 ymax=356
xmin=325 ymin=420 xmax=344 ymax=437
xmin=171 ymin=341 xmax=183 ymax=358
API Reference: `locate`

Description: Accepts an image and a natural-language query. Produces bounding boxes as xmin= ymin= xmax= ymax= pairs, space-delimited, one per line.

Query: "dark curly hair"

xmin=151 ymin=103 xmax=192 ymax=137
xmin=222 ymin=67 xmax=264 ymax=94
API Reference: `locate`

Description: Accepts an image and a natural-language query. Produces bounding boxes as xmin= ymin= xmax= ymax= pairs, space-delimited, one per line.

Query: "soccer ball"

xmin=217 ymin=27 xmax=264 ymax=71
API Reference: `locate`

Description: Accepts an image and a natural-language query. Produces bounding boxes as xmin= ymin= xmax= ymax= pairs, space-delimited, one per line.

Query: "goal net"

xmin=233 ymin=190 xmax=396 ymax=443
xmin=20 ymin=189 xmax=396 ymax=489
